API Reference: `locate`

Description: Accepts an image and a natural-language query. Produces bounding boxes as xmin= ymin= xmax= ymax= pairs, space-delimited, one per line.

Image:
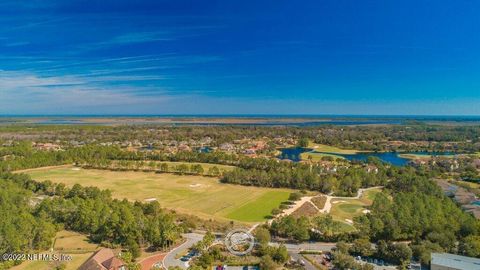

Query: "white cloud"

xmin=0 ymin=70 xmax=176 ymax=114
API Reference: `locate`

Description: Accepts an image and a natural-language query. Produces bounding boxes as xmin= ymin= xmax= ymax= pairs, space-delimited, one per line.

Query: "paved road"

xmin=271 ymin=241 xmax=335 ymax=270
xmin=289 ymin=252 xmax=316 ymax=270
xmin=162 ymin=233 xmax=204 ymax=269
xmin=271 ymin=241 xmax=336 ymax=252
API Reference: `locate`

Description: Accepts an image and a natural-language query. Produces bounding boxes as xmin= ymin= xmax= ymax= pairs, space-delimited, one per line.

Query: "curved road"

xmin=162 ymin=233 xmax=204 ymax=269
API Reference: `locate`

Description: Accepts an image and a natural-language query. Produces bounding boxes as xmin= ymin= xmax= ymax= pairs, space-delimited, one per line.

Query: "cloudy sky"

xmin=1 ymin=0 xmax=479 ymax=115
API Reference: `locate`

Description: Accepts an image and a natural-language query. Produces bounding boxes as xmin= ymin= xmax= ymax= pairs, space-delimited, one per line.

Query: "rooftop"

xmin=431 ymin=253 xmax=480 ymax=270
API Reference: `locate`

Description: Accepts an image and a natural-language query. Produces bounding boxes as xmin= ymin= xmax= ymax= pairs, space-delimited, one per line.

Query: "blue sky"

xmin=0 ymin=0 xmax=479 ymax=115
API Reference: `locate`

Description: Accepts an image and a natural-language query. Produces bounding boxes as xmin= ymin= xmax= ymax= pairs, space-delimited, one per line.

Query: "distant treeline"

xmin=0 ymin=142 xmax=393 ymax=195
xmin=1 ymin=124 xmax=479 ymax=152
xmin=221 ymin=162 xmax=389 ymax=196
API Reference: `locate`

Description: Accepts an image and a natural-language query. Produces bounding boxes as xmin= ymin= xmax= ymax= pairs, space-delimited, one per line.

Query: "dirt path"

xmin=319 ymin=196 xmax=333 ymax=213
xmin=319 ymin=186 xmax=383 ymax=214
xmin=333 ymin=186 xmax=382 ymax=200
xmin=274 ymin=186 xmax=383 ymax=220
xmin=279 ymin=196 xmax=316 ymax=217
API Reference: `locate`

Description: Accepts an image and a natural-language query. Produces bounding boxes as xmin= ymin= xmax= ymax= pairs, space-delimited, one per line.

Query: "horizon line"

xmin=1 ymin=114 xmax=480 ymax=118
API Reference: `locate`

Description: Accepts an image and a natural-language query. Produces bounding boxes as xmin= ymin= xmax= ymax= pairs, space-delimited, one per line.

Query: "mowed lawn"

xmin=24 ymin=166 xmax=292 ymax=223
xmin=300 ymin=151 xmax=345 ymax=161
xmin=329 ymin=188 xmax=383 ymax=229
xmin=308 ymin=142 xmax=359 ymax=154
xmin=226 ymin=191 xmax=290 ymax=222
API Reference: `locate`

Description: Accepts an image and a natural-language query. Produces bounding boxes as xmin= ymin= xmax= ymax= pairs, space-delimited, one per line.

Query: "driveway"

xmin=163 ymin=233 xmax=204 ymax=269
xmin=139 ymin=252 xmax=166 ymax=270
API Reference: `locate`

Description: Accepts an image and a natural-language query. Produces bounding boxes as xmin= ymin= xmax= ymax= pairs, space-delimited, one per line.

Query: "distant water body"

xmin=279 ymin=147 xmax=460 ymax=166
xmin=1 ymin=115 xmax=480 ymax=126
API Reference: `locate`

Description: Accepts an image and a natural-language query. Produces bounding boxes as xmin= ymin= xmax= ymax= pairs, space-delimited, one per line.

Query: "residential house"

xmin=34 ymin=142 xmax=62 ymax=151
xmin=78 ymin=248 xmax=126 ymax=270
xmin=431 ymin=253 xmax=480 ymax=270
xmin=365 ymin=165 xmax=379 ymax=174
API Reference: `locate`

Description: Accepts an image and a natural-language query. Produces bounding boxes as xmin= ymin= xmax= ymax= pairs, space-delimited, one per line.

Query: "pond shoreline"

xmin=279 ymin=147 xmax=467 ymax=166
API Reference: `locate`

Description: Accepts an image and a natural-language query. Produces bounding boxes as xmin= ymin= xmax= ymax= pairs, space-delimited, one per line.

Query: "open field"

xmin=398 ymin=153 xmax=455 ymax=160
xmin=308 ymin=142 xmax=359 ymax=154
xmin=328 ymin=188 xmax=382 ymax=229
xmin=53 ymin=230 xmax=98 ymax=253
xmin=226 ymin=191 xmax=291 ymax=221
xmin=11 ymin=231 xmax=97 ymax=270
xmin=23 ymin=166 xmax=292 ymax=223
xmin=300 ymin=151 xmax=345 ymax=161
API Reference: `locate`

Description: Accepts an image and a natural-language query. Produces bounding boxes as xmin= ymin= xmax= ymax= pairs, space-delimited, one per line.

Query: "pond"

xmin=316 ymin=152 xmax=411 ymax=166
xmin=278 ymin=147 xmax=312 ymax=162
xmin=198 ymin=146 xmax=212 ymax=153
xmin=279 ymin=147 xmax=460 ymax=166
xmin=313 ymin=151 xmax=460 ymax=166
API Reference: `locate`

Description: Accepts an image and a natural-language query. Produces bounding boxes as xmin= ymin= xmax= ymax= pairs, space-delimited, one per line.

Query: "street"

xmin=289 ymin=251 xmax=317 ymax=270
xmin=162 ymin=233 xmax=204 ymax=269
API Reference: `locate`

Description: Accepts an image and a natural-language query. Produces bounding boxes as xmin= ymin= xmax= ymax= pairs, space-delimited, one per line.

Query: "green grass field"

xmin=298 ymin=141 xmax=358 ymax=161
xmin=398 ymin=153 xmax=455 ymax=160
xmin=300 ymin=151 xmax=346 ymax=161
xmin=308 ymin=142 xmax=359 ymax=154
xmin=23 ymin=166 xmax=292 ymax=223
xmin=328 ymin=188 xmax=382 ymax=228
xmin=225 ymin=191 xmax=290 ymax=221
xmin=364 ymin=188 xmax=382 ymax=203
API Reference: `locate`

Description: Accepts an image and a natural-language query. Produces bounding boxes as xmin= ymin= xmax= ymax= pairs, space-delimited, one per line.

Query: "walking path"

xmin=273 ymin=186 xmax=383 ymax=221
xmin=319 ymin=186 xmax=382 ymax=214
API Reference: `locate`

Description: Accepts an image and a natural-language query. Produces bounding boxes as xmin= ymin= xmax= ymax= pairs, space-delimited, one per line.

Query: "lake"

xmin=319 ymin=152 xmax=411 ymax=166
xmin=279 ymin=148 xmax=459 ymax=166
xmin=278 ymin=147 xmax=312 ymax=162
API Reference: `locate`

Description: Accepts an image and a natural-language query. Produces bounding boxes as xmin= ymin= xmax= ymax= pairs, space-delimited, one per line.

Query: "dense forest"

xmin=0 ymin=171 xmax=183 ymax=269
xmin=354 ymin=168 xmax=480 ymax=263
xmin=268 ymin=166 xmax=480 ymax=265
xmin=0 ymin=180 xmax=57 ymax=270
xmin=220 ymin=162 xmax=389 ymax=196
xmin=1 ymin=124 xmax=479 ymax=152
